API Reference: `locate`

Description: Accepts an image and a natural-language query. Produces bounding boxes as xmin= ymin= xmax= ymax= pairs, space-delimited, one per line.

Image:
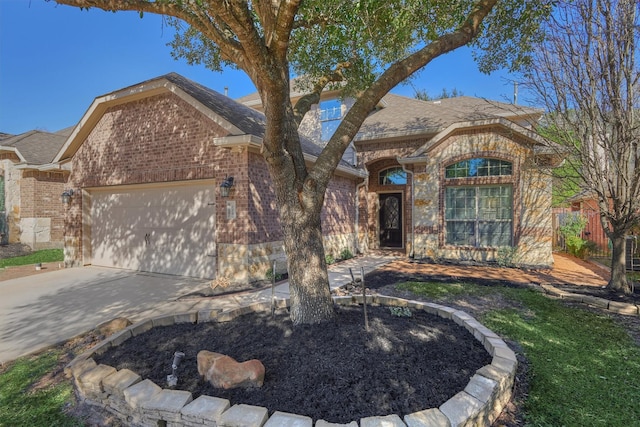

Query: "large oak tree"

xmin=523 ymin=0 xmax=640 ymax=294
xmin=51 ymin=0 xmax=551 ymax=324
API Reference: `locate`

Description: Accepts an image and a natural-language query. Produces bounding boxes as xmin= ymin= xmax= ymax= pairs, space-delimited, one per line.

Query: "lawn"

xmin=398 ymin=281 xmax=640 ymax=426
xmin=0 ymin=249 xmax=63 ymax=268
xmin=0 ymin=350 xmax=81 ymax=427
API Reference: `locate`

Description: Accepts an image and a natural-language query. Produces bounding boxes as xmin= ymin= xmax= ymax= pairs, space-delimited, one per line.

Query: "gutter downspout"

xmin=399 ymin=160 xmax=415 ymax=258
xmin=355 ymin=170 xmax=369 ymax=255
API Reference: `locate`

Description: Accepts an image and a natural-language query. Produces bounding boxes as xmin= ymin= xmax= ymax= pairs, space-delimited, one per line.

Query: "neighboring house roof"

xmin=54 ymin=73 xmax=360 ymax=174
xmin=0 ymin=130 xmax=69 ymax=165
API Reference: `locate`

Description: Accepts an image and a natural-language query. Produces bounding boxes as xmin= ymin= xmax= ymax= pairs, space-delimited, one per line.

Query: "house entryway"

xmin=379 ymin=193 xmax=403 ymax=248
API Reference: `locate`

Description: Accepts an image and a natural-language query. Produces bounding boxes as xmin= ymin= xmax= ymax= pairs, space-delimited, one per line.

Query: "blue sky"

xmin=1 ymin=0 xmax=525 ymax=135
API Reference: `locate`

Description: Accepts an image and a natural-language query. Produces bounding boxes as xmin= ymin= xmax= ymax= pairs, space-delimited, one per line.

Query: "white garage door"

xmin=89 ymin=182 xmax=216 ymax=278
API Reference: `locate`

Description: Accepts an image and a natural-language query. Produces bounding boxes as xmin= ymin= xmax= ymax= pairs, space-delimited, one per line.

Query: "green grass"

xmin=0 ymin=351 xmax=81 ymax=427
xmin=0 ymin=249 xmax=63 ymax=268
xmin=397 ymin=281 xmax=640 ymax=427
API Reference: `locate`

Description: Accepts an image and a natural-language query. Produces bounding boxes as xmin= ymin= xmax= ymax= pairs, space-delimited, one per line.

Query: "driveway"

xmin=0 ymin=267 xmax=208 ymax=364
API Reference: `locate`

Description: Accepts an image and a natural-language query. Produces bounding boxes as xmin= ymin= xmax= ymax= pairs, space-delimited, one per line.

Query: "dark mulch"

xmin=553 ymin=282 xmax=640 ymax=305
xmin=0 ymin=243 xmax=32 ymax=259
xmin=95 ymin=305 xmax=491 ymax=424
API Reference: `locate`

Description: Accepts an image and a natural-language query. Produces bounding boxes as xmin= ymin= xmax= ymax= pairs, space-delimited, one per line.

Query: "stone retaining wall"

xmin=65 ymin=297 xmax=518 ymax=427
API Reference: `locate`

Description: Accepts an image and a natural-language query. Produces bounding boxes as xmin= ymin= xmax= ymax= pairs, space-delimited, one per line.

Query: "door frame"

xmin=378 ymin=191 xmax=404 ymax=249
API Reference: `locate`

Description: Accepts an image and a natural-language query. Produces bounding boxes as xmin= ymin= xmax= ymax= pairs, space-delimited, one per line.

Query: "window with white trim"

xmin=444 ymin=158 xmax=513 ymax=247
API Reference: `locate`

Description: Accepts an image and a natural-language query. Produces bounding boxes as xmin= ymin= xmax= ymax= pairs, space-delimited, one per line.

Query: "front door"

xmin=379 ymin=193 xmax=403 ymax=248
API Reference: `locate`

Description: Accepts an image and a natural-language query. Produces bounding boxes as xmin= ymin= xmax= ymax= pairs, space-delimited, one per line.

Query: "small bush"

xmin=389 ymin=306 xmax=412 ymax=317
xmin=325 ymin=254 xmax=335 ymax=265
xmin=496 ymin=246 xmax=517 ymax=267
xmin=266 ymin=267 xmax=283 ymax=282
xmin=339 ymin=248 xmax=354 ymax=260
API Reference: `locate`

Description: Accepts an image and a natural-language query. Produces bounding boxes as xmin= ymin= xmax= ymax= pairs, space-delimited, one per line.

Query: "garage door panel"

xmin=89 ymin=183 xmax=216 ymax=279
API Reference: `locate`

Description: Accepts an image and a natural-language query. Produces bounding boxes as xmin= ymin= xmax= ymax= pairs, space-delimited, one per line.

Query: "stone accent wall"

xmin=411 ymin=127 xmax=554 ymax=267
xmin=0 ymin=158 xmax=65 ymax=249
xmin=1 ymin=159 xmax=22 ymax=244
xmin=19 ymin=171 xmax=66 ymax=249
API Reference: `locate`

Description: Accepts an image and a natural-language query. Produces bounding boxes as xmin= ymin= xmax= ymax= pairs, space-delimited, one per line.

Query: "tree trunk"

xmin=607 ymin=235 xmax=631 ymax=294
xmin=281 ymin=204 xmax=336 ymax=325
xmin=261 ymin=84 xmax=336 ymax=325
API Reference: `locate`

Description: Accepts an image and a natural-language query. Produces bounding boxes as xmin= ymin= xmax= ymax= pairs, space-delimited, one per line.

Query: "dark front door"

xmin=379 ymin=193 xmax=403 ymax=248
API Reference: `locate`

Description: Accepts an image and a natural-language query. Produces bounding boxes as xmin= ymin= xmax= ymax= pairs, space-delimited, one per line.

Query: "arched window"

xmin=444 ymin=158 xmax=513 ymax=247
xmin=379 ymin=167 xmax=407 ymax=185
xmin=445 ymin=158 xmax=512 ymax=178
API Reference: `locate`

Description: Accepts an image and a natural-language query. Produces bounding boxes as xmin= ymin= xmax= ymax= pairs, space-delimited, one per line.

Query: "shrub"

xmin=325 ymin=254 xmax=335 ymax=265
xmin=339 ymin=248 xmax=354 ymax=260
xmin=559 ymin=214 xmax=590 ymax=258
xmin=496 ymin=246 xmax=517 ymax=267
xmin=266 ymin=267 xmax=283 ymax=282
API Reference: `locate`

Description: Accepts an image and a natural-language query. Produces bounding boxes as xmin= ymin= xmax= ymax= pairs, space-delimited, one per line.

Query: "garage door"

xmin=89 ymin=182 xmax=216 ymax=278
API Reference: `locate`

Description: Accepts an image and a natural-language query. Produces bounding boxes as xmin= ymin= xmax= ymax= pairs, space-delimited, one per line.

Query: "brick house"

xmin=54 ymin=73 xmax=364 ymax=281
xmin=56 ymin=73 xmax=560 ymax=281
xmin=0 ymin=129 xmax=71 ymax=249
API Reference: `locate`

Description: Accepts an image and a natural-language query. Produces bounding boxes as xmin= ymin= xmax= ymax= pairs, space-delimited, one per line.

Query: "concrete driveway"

xmin=0 ymin=267 xmax=208 ymax=364
xmin=0 ymin=253 xmax=399 ymax=364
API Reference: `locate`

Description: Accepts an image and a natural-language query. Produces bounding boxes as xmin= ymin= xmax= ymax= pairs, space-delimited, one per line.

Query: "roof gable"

xmin=54 ymin=73 xmax=258 ymax=162
xmin=53 ymin=73 xmax=360 ymax=174
xmin=404 ymin=117 xmax=563 ymax=167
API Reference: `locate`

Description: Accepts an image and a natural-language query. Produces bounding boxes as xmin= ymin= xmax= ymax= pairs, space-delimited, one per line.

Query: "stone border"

xmin=65 ymin=297 xmax=517 ymax=427
xmin=540 ymin=284 xmax=640 ymax=316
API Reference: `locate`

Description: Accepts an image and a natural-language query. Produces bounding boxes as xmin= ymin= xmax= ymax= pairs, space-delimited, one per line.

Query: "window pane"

xmin=446 ymin=184 xmax=513 ymax=248
xmin=379 ymin=167 xmax=407 ymax=185
xmin=445 ymin=158 xmax=512 ymax=178
xmin=478 ymin=221 xmax=512 ymax=247
xmin=445 ymin=187 xmax=475 ymax=219
xmin=446 ymin=221 xmax=475 ymax=245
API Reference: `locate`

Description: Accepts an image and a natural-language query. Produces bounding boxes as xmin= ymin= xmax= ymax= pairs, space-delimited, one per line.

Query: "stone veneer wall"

xmin=412 ymin=127 xmax=554 ymax=268
xmin=218 ymin=232 xmax=357 ymax=283
xmin=66 ymin=297 xmax=518 ymax=427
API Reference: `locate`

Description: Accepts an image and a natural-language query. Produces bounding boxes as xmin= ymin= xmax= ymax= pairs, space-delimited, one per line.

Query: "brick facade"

xmin=0 ymin=157 xmax=66 ymax=249
xmin=64 ymin=90 xmax=359 ymax=281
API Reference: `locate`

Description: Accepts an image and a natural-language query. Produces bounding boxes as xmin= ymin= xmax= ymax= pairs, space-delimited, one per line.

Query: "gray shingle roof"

xmin=150 ymin=73 xmax=343 ymax=167
xmin=355 ymin=94 xmax=541 ymax=141
xmin=0 ymin=130 xmax=68 ymax=164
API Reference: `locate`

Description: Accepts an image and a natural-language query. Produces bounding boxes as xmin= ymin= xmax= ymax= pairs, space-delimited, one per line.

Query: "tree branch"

xmin=310 ymin=0 xmax=499 ymax=189
xmin=292 ymin=62 xmax=350 ymax=126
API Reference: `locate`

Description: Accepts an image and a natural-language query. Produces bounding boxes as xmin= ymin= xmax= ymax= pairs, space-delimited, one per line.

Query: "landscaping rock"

xmin=197 ymin=350 xmax=265 ymax=389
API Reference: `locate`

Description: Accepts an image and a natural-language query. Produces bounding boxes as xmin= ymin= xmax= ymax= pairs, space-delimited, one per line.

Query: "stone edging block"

xmin=541 ymin=284 xmax=639 ymax=317
xmin=68 ymin=297 xmax=517 ymax=427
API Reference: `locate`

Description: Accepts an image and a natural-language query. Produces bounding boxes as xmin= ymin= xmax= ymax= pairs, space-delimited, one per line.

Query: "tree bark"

xmin=607 ymin=234 xmax=631 ymax=294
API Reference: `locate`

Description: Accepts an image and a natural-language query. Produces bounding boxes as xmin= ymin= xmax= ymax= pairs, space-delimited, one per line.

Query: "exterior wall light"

xmin=61 ymin=189 xmax=74 ymax=205
xmin=220 ymin=176 xmax=234 ymax=198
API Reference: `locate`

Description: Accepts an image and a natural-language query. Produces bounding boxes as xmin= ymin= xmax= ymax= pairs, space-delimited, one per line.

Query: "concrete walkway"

xmin=0 ymin=253 xmax=398 ymax=364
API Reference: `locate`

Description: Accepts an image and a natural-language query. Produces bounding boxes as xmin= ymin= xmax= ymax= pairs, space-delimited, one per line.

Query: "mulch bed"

xmin=95 ymin=305 xmax=491 ymax=424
